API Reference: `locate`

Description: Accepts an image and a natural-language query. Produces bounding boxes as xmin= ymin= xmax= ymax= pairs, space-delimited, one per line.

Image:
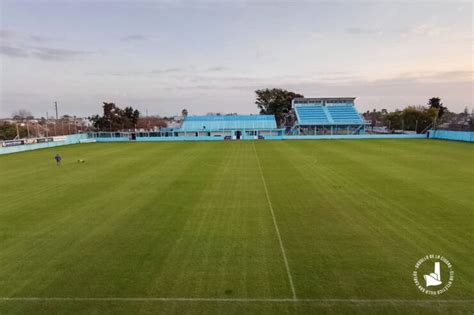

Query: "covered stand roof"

xmin=180 ymin=115 xmax=277 ymax=131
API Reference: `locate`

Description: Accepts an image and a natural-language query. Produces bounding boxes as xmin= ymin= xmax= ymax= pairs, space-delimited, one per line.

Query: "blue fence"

xmin=94 ymin=136 xmax=224 ymax=142
xmin=283 ymin=134 xmax=426 ymax=140
xmin=0 ymin=134 xmax=88 ymax=155
xmin=428 ymin=130 xmax=474 ymax=142
xmin=4 ymin=132 xmax=460 ymax=155
xmin=92 ymin=134 xmax=426 ymax=142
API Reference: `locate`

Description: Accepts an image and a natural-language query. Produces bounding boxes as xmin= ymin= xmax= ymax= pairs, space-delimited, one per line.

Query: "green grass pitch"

xmin=0 ymin=139 xmax=473 ymax=314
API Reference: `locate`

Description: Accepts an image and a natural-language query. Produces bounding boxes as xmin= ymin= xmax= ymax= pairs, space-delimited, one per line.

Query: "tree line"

xmin=89 ymin=102 xmax=170 ymax=131
xmin=254 ymin=89 xmax=472 ymax=132
xmin=364 ymin=98 xmax=472 ymax=132
xmin=2 ymin=94 xmax=471 ymax=140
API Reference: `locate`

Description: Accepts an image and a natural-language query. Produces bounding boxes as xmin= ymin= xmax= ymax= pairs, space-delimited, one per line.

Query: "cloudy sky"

xmin=0 ymin=0 xmax=472 ymax=118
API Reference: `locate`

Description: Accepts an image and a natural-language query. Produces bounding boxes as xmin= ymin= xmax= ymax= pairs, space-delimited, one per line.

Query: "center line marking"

xmin=252 ymin=142 xmax=297 ymax=300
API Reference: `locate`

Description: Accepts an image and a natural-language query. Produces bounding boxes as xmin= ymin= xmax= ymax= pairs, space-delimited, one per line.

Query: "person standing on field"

xmin=54 ymin=154 xmax=62 ymax=166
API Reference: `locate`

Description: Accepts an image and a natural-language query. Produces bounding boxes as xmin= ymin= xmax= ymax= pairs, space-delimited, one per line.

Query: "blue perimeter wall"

xmin=428 ymin=130 xmax=474 ymax=142
xmin=0 ymin=134 xmax=88 ymax=155
xmin=95 ymin=136 xmax=225 ymax=142
xmin=3 ymin=132 xmax=473 ymax=155
xmin=92 ymin=134 xmax=427 ymax=143
xmin=282 ymin=134 xmax=426 ymax=140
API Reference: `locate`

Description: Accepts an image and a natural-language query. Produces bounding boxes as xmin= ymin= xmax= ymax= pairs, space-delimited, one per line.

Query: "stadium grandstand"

xmin=290 ymin=97 xmax=368 ymax=135
xmin=88 ymin=114 xmax=284 ymax=140
xmin=87 ymin=97 xmax=368 ymax=141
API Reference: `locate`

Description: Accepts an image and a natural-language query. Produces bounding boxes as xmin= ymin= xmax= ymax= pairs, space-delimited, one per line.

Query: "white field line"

xmin=0 ymin=297 xmax=473 ymax=304
xmin=252 ymin=142 xmax=297 ymax=300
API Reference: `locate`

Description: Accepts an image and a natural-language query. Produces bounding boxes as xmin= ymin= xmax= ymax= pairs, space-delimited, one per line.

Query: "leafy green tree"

xmin=123 ymin=106 xmax=140 ymax=129
xmin=181 ymin=109 xmax=188 ymax=117
xmin=402 ymin=106 xmax=433 ymax=133
xmin=382 ymin=106 xmax=439 ymax=133
xmin=255 ymin=88 xmax=303 ymax=126
xmin=90 ymin=102 xmax=140 ymax=131
xmin=0 ymin=123 xmax=27 ymax=140
xmin=383 ymin=110 xmax=403 ymax=131
xmin=428 ymin=97 xmax=447 ymax=118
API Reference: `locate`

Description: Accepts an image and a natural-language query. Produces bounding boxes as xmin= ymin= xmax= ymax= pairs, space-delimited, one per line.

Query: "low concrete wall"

xmin=94 ymin=136 xmax=225 ymax=142
xmin=428 ymin=130 xmax=474 ymax=142
xmin=94 ymin=134 xmax=427 ymax=142
xmin=0 ymin=134 xmax=88 ymax=155
xmin=136 ymin=136 xmax=224 ymax=142
xmin=1 ymin=133 xmax=433 ymax=155
xmin=283 ymin=134 xmax=427 ymax=140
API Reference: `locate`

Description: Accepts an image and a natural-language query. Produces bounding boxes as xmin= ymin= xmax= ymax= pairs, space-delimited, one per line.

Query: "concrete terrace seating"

xmin=327 ymin=106 xmax=363 ymax=124
xmin=294 ymin=106 xmax=330 ymax=125
xmin=180 ymin=115 xmax=277 ymax=131
xmin=295 ymin=105 xmax=363 ymax=126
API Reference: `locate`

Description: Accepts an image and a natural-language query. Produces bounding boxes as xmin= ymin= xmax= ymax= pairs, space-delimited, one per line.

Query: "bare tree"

xmin=12 ymin=109 xmax=33 ymax=119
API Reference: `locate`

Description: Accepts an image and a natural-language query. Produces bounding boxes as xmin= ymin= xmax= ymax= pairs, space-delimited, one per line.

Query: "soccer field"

xmin=0 ymin=139 xmax=473 ymax=314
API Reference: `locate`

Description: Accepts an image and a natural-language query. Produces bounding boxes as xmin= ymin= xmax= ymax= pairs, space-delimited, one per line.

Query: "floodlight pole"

xmin=54 ymin=102 xmax=58 ymax=136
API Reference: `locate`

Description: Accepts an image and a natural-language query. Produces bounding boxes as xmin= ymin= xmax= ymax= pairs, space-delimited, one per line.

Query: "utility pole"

xmin=54 ymin=102 xmax=58 ymax=136
xmin=46 ymin=112 xmax=49 ymax=137
xmin=146 ymin=109 xmax=149 ymax=130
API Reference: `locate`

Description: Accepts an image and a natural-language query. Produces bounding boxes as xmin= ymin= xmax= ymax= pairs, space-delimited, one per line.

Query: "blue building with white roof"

xmin=177 ymin=115 xmax=282 ymax=139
